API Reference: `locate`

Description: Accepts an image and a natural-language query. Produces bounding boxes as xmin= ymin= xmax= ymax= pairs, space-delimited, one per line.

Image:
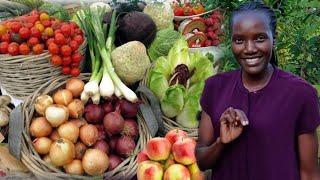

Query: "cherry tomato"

xmin=51 ymin=55 xmax=62 ymax=66
xmin=11 ymin=22 xmax=21 ymax=33
xmin=1 ymin=34 xmax=11 ymax=43
xmin=183 ymin=6 xmax=193 ymax=16
xmin=71 ymin=51 xmax=83 ymax=63
xmin=32 ymin=44 xmax=44 ymax=55
xmin=40 ymin=13 xmax=50 ymax=21
xmin=19 ymin=27 xmax=31 ymax=39
xmin=35 ymin=23 xmax=44 ymax=33
xmin=174 ymin=7 xmax=184 ymax=16
xmin=0 ymin=42 xmax=9 ymax=54
xmin=74 ymin=28 xmax=83 ymax=35
xmin=192 ymin=3 xmax=205 ymax=15
xmin=24 ymin=22 xmax=34 ymax=29
xmin=60 ymin=45 xmax=72 ymax=57
xmin=0 ymin=24 xmax=7 ymax=35
xmin=28 ymin=37 xmax=40 ymax=46
xmin=8 ymin=42 xmax=19 ymax=56
xmin=71 ymin=62 xmax=80 ymax=68
xmin=44 ymin=27 xmax=54 ymax=37
xmin=62 ymin=66 xmax=71 ymax=74
xmin=55 ymin=33 xmax=66 ymax=45
xmin=42 ymin=20 xmax=51 ymax=28
xmin=69 ymin=40 xmax=79 ymax=52
xmin=54 ymin=29 xmax=62 ymax=35
xmin=48 ymin=42 xmax=59 ymax=55
xmin=73 ymin=35 xmax=84 ymax=45
xmin=30 ymin=27 xmax=41 ymax=38
xmin=62 ymin=56 xmax=72 ymax=66
xmin=51 ymin=20 xmax=62 ymax=30
xmin=61 ymin=24 xmax=71 ymax=37
xmin=69 ymin=22 xmax=79 ymax=29
xmin=46 ymin=38 xmax=55 ymax=47
xmin=70 ymin=67 xmax=80 ymax=77
xmin=19 ymin=43 xmax=30 ymax=55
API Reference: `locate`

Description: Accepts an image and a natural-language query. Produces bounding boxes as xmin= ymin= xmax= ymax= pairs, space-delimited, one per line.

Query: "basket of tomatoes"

xmin=0 ymin=10 xmax=86 ymax=100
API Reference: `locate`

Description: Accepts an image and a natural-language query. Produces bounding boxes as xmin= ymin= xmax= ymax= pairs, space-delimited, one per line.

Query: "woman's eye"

xmin=234 ymin=38 xmax=243 ymax=44
xmin=256 ymin=36 xmax=266 ymax=42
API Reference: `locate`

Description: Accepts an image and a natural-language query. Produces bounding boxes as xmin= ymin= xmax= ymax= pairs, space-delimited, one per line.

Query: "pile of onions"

xmin=49 ymin=138 xmax=75 ymax=166
xmin=34 ymin=95 xmax=53 ymax=115
xmin=80 ymin=124 xmax=98 ymax=146
xmin=33 ymin=137 xmax=52 ymax=155
xmin=45 ymin=105 xmax=69 ymax=127
xmin=53 ymin=89 xmax=73 ymax=106
xmin=58 ymin=122 xmax=79 ymax=143
xmin=30 ymin=117 xmax=52 ymax=137
xmin=66 ymin=78 xmax=85 ymax=98
xmin=64 ymin=160 xmax=84 ymax=175
xmin=82 ymin=149 xmax=109 ymax=176
xmin=68 ymin=99 xmax=85 ymax=119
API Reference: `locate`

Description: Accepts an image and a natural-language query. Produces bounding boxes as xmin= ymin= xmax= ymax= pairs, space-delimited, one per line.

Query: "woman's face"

xmin=231 ymin=12 xmax=274 ymax=75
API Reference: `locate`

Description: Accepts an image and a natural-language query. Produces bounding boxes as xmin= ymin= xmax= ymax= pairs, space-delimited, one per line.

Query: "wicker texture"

xmin=21 ymin=74 xmax=152 ymax=180
xmin=0 ymin=40 xmax=87 ymax=100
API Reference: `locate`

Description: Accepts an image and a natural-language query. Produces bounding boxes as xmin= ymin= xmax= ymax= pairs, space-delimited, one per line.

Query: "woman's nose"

xmin=244 ymin=40 xmax=257 ymax=54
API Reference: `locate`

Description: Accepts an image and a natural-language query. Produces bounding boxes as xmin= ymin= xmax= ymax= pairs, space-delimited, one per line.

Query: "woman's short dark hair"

xmin=231 ymin=1 xmax=278 ymax=66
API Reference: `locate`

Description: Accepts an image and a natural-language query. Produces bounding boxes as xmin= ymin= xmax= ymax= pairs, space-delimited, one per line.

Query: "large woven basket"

xmin=0 ymin=40 xmax=87 ymax=100
xmin=20 ymin=74 xmax=152 ymax=180
xmin=139 ymin=66 xmax=199 ymax=138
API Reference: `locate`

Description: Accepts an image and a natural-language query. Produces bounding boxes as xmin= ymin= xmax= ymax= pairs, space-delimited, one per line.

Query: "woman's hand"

xmin=220 ymin=107 xmax=249 ymax=144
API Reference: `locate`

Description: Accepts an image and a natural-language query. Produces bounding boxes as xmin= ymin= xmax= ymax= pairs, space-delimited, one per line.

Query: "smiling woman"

xmin=195 ymin=1 xmax=320 ymax=180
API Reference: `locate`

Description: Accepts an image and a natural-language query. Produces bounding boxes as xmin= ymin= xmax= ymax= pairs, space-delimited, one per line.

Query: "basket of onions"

xmin=20 ymin=74 xmax=152 ymax=180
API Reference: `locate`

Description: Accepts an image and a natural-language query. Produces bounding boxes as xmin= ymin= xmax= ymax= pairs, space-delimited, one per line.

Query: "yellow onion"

xmin=33 ymin=137 xmax=52 ymax=155
xmin=79 ymin=124 xmax=98 ymax=146
xmin=70 ymin=118 xmax=87 ymax=128
xmin=58 ymin=122 xmax=79 ymax=143
xmin=53 ymin=89 xmax=73 ymax=106
xmin=30 ymin=117 xmax=52 ymax=137
xmin=45 ymin=104 xmax=69 ymax=127
xmin=64 ymin=159 xmax=84 ymax=175
xmin=75 ymin=142 xmax=87 ymax=160
xmin=66 ymin=78 xmax=85 ymax=98
xmin=50 ymin=130 xmax=60 ymax=141
xmin=67 ymin=99 xmax=84 ymax=119
xmin=34 ymin=95 xmax=53 ymax=115
xmin=82 ymin=149 xmax=109 ymax=176
xmin=49 ymin=138 xmax=75 ymax=166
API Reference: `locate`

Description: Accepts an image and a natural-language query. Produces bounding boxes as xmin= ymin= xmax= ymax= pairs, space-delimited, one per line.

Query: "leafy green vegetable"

xmin=160 ymin=85 xmax=186 ymax=118
xmin=39 ymin=2 xmax=69 ymax=21
xmin=143 ymin=2 xmax=174 ymax=31
xmin=148 ymin=28 xmax=182 ymax=62
xmin=176 ymin=94 xmax=200 ymax=128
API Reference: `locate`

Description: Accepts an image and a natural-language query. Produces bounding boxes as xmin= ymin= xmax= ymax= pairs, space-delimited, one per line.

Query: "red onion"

xmin=109 ymin=136 xmax=119 ymax=153
xmin=102 ymin=101 xmax=114 ymax=114
xmin=107 ymin=154 xmax=123 ymax=171
xmin=103 ymin=111 xmax=124 ymax=135
xmin=121 ymin=119 xmax=139 ymax=140
xmin=93 ymin=140 xmax=110 ymax=155
xmin=118 ymin=99 xmax=138 ymax=118
xmin=84 ymin=104 xmax=104 ymax=124
xmin=116 ymin=136 xmax=136 ymax=158
xmin=95 ymin=125 xmax=106 ymax=140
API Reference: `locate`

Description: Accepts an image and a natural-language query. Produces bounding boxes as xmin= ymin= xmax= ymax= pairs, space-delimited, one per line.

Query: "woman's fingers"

xmin=234 ymin=109 xmax=249 ymax=126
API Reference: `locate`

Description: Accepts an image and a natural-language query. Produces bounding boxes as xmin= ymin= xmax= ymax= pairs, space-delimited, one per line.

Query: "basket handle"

xmin=136 ymin=85 xmax=165 ymax=137
xmin=8 ymin=104 xmax=23 ymax=160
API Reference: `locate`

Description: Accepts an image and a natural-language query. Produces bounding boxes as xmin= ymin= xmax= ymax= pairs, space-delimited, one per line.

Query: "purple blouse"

xmin=200 ymin=67 xmax=320 ymax=180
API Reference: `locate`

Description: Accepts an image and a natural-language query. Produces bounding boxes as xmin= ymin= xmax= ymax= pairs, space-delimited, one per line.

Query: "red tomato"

xmin=71 ymin=62 xmax=80 ymax=68
xmin=70 ymin=67 xmax=80 ymax=77
xmin=71 ymin=52 xmax=82 ymax=63
xmin=0 ymin=42 xmax=9 ymax=54
xmin=46 ymin=38 xmax=55 ymax=47
xmin=30 ymin=27 xmax=41 ymax=38
xmin=74 ymin=28 xmax=83 ymax=35
xmin=174 ymin=7 xmax=184 ymax=16
xmin=60 ymin=45 xmax=71 ymax=57
xmin=62 ymin=56 xmax=72 ymax=66
xmin=8 ymin=42 xmax=19 ymax=56
xmin=69 ymin=22 xmax=79 ymax=29
xmin=73 ymin=35 xmax=84 ymax=45
xmin=24 ymin=22 xmax=34 ymax=29
xmin=48 ymin=42 xmax=59 ymax=54
xmin=62 ymin=66 xmax=71 ymax=74
xmin=19 ymin=43 xmax=30 ymax=55
xmin=1 ymin=34 xmax=11 ymax=43
xmin=42 ymin=20 xmax=52 ymax=28
xmin=11 ymin=22 xmax=21 ymax=33
xmin=54 ymin=29 xmax=62 ymax=35
xmin=51 ymin=20 xmax=62 ymax=30
xmin=69 ymin=40 xmax=79 ymax=51
xmin=55 ymin=33 xmax=66 ymax=45
xmin=28 ymin=37 xmax=40 ymax=46
xmin=69 ymin=27 xmax=75 ymax=38
xmin=19 ymin=27 xmax=31 ymax=39
xmin=51 ymin=55 xmax=62 ymax=66
xmin=61 ymin=24 xmax=71 ymax=37
xmin=32 ymin=44 xmax=44 ymax=55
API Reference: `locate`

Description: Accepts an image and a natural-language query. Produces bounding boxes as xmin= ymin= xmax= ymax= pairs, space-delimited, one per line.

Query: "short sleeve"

xmin=200 ymin=78 xmax=213 ymax=116
xmin=296 ymin=86 xmax=320 ymax=135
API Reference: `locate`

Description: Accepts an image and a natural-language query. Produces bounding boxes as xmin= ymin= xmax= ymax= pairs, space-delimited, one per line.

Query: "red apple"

xmin=163 ymin=164 xmax=191 ymax=180
xmin=163 ymin=154 xmax=175 ymax=170
xmin=137 ymin=150 xmax=150 ymax=164
xmin=137 ymin=160 xmax=163 ymax=180
xmin=146 ymin=137 xmax=171 ymax=161
xmin=172 ymin=138 xmax=196 ymax=165
xmin=165 ymin=129 xmax=188 ymax=145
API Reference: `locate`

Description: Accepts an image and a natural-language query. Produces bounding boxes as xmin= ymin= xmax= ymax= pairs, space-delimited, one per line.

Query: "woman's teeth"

xmin=244 ymin=58 xmax=260 ymax=65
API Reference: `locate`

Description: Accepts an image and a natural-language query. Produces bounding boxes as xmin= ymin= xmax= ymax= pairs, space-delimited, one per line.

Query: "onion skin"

xmin=102 ymin=101 xmax=114 ymax=114
xmin=75 ymin=142 xmax=87 ymax=160
xmin=58 ymin=122 xmax=80 ymax=143
xmin=64 ymin=159 xmax=84 ymax=175
xmin=33 ymin=137 xmax=52 ymax=155
xmin=50 ymin=130 xmax=60 ymax=141
xmin=121 ymin=119 xmax=139 ymax=140
xmin=93 ymin=140 xmax=110 ymax=155
xmin=107 ymin=154 xmax=123 ymax=171
xmin=69 ymin=118 xmax=87 ymax=128
xmin=103 ymin=112 xmax=124 ymax=135
xmin=109 ymin=137 xmax=119 ymax=153
xmin=53 ymin=89 xmax=73 ymax=106
xmin=118 ymin=99 xmax=138 ymax=118
xmin=45 ymin=104 xmax=69 ymax=127
xmin=82 ymin=149 xmax=109 ymax=176
xmin=80 ymin=124 xmax=99 ymax=146
xmin=116 ymin=136 xmax=136 ymax=158
xmin=66 ymin=78 xmax=85 ymax=98
xmin=30 ymin=117 xmax=52 ymax=138
xmin=84 ymin=104 xmax=105 ymax=124
xmin=49 ymin=138 xmax=75 ymax=166
xmin=34 ymin=95 xmax=53 ymax=116
xmin=68 ymin=99 xmax=85 ymax=119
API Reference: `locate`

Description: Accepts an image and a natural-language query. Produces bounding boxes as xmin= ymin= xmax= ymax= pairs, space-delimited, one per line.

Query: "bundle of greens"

xmin=148 ymin=38 xmax=214 ymax=128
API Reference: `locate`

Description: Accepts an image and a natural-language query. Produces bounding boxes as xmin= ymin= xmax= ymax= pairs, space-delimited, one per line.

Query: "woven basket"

xmin=20 ymin=74 xmax=152 ymax=180
xmin=0 ymin=40 xmax=87 ymax=100
xmin=139 ymin=66 xmax=199 ymax=138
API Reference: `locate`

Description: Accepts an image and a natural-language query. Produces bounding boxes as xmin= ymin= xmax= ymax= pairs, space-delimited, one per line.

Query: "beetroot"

xmin=116 ymin=136 xmax=136 ymax=158
xmin=102 ymin=101 xmax=114 ymax=114
xmin=103 ymin=111 xmax=124 ymax=135
xmin=107 ymin=154 xmax=123 ymax=171
xmin=93 ymin=140 xmax=110 ymax=155
xmin=109 ymin=136 xmax=119 ymax=153
xmin=84 ymin=104 xmax=104 ymax=124
xmin=121 ymin=119 xmax=139 ymax=140
xmin=118 ymin=99 xmax=138 ymax=118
